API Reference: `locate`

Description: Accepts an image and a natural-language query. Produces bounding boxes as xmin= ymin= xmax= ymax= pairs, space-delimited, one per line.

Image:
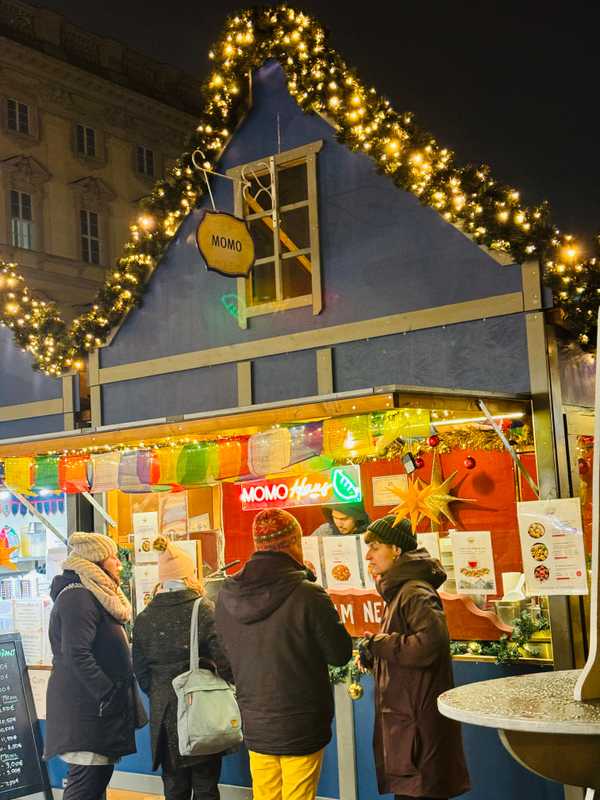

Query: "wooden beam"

xmin=0 ymin=398 xmax=63 ymax=422
xmin=97 ymin=291 xmax=525 ymax=385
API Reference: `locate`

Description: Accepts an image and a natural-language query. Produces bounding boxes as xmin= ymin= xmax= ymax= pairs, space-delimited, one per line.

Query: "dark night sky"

xmin=32 ymin=1 xmax=600 ymax=249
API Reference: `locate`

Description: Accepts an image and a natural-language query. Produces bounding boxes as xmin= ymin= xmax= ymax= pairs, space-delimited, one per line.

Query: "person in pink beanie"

xmin=132 ymin=538 xmax=232 ymax=800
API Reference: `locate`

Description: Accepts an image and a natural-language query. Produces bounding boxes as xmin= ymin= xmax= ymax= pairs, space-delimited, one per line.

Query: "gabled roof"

xmin=0 ymin=4 xmax=597 ymax=375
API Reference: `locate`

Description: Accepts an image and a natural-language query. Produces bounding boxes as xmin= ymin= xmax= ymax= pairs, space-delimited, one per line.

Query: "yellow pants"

xmin=248 ymin=749 xmax=324 ymax=800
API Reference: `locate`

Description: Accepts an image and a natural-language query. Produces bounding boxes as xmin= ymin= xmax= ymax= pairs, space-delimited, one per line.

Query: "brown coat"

xmin=369 ymin=549 xmax=470 ymax=798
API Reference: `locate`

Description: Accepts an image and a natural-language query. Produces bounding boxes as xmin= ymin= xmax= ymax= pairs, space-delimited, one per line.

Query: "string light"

xmin=0 ymin=4 xmax=598 ymax=376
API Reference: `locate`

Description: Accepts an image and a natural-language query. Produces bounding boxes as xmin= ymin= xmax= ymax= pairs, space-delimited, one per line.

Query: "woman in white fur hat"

xmin=45 ymin=532 xmax=146 ymax=800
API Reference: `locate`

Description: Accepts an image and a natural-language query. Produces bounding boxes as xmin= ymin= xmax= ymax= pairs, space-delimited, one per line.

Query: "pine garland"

xmin=1 ymin=4 xmax=598 ymax=375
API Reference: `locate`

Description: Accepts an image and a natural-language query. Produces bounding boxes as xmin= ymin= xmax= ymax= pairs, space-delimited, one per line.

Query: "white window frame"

xmin=136 ymin=144 xmax=155 ymax=178
xmin=80 ymin=209 xmax=101 ymax=265
xmin=9 ymin=189 xmax=34 ymax=250
xmin=227 ymin=140 xmax=323 ymax=329
xmin=7 ymin=98 xmax=29 ymax=135
xmin=76 ymin=124 xmax=97 ymax=158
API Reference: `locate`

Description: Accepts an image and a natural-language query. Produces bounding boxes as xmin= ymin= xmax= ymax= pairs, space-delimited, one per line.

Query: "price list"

xmin=0 ymin=636 xmax=50 ymax=799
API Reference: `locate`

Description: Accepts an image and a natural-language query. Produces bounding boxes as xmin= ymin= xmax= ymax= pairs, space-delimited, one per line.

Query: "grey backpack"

xmin=172 ymin=597 xmax=242 ymax=756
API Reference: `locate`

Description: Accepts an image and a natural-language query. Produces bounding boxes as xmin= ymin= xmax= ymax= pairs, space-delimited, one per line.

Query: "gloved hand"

xmin=355 ymin=633 xmax=375 ymax=672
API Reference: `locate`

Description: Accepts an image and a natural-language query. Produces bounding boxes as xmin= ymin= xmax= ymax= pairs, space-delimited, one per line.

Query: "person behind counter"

xmin=359 ymin=515 xmax=470 ymax=800
xmin=132 ymin=537 xmax=232 ymax=800
xmin=310 ymin=501 xmax=370 ymax=537
xmin=45 ymin=532 xmax=146 ymax=800
xmin=215 ymin=508 xmax=352 ymax=800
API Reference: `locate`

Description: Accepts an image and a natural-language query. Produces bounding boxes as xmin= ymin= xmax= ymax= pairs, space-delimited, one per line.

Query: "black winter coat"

xmin=45 ymin=570 xmax=145 ymax=760
xmin=215 ymin=551 xmax=353 ymax=756
xmin=132 ymin=589 xmax=232 ymax=771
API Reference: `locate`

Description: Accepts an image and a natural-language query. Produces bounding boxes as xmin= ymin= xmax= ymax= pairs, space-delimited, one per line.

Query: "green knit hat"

xmin=364 ymin=515 xmax=418 ymax=551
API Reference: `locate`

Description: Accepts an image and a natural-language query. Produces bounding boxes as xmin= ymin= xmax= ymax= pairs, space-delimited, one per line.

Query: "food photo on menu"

xmin=322 ymin=534 xmax=363 ymax=589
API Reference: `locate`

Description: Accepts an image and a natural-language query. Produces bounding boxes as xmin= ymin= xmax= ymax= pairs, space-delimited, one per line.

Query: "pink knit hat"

xmin=153 ymin=537 xmax=195 ymax=582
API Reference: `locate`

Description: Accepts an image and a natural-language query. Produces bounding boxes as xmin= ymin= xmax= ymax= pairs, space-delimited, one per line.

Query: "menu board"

xmin=301 ymin=536 xmax=324 ymax=585
xmin=133 ymin=564 xmax=160 ymax=615
xmin=322 ymin=536 xmax=362 ymax=589
xmin=133 ymin=512 xmax=159 ymax=563
xmin=517 ymin=498 xmax=588 ymax=596
xmin=0 ymin=634 xmax=52 ymax=800
xmin=450 ymin=531 xmax=497 ymax=595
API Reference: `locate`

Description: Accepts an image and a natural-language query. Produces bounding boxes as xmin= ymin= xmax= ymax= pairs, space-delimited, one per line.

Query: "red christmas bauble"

xmin=464 ymin=455 xmax=477 ymax=470
xmin=427 ymin=434 xmax=440 ymax=448
xmin=578 ymin=458 xmax=590 ymax=476
xmin=414 ymin=456 xmax=425 ymax=469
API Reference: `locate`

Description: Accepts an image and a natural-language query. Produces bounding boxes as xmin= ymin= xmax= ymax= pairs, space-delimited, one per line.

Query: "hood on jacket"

xmin=377 ymin=548 xmax=447 ymax=602
xmin=50 ymin=569 xmax=81 ymax=602
xmin=321 ymin=502 xmax=370 ymax=535
xmin=218 ymin=551 xmax=312 ymax=624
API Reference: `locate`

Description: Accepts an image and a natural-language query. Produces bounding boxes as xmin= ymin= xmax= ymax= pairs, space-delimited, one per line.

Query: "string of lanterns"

xmin=3 ymin=5 xmax=595 ymax=377
xmin=0 ymin=410 xmax=531 ymax=496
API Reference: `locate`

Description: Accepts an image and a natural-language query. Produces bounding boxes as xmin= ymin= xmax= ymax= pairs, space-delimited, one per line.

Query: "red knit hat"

xmin=252 ymin=509 xmax=302 ymax=553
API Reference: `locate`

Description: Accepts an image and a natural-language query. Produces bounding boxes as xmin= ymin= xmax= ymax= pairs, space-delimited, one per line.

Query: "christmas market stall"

xmin=0 ymin=6 xmax=594 ymax=800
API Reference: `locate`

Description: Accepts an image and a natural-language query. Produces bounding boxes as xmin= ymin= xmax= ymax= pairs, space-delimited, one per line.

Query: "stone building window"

xmin=80 ymin=209 xmax=100 ymax=264
xmin=136 ymin=145 xmax=155 ymax=178
xmin=76 ymin=124 xmax=97 ymax=158
xmin=227 ymin=140 xmax=323 ymax=328
xmin=10 ymin=190 xmax=33 ymax=249
xmin=7 ymin=99 xmax=29 ymax=135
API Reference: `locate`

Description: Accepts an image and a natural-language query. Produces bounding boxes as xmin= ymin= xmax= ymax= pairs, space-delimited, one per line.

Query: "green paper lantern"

xmin=34 ymin=455 xmax=60 ymax=492
xmin=176 ymin=443 xmax=219 ymax=486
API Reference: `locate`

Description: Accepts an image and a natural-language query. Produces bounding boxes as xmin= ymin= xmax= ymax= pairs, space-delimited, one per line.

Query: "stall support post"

xmin=523 ymin=264 xmax=583 ymax=800
xmin=334 ymin=682 xmax=358 ymax=800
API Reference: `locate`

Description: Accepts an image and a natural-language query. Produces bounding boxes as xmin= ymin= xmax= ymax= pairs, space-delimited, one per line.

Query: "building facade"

xmin=0 ymin=0 xmax=200 ymax=313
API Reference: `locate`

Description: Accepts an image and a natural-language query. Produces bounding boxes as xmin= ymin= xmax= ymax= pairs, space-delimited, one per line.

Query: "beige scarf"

xmin=63 ymin=553 xmax=132 ymax=624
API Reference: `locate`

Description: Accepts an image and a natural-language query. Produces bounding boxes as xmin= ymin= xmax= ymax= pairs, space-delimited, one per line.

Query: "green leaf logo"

xmin=332 ymin=468 xmax=361 ymax=502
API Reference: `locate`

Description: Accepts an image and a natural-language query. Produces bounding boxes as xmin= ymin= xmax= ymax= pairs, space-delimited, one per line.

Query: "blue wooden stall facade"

xmin=0 ymin=60 xmax=570 ymax=800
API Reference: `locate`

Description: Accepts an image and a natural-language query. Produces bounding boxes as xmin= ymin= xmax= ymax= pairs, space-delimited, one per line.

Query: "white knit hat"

xmin=68 ymin=532 xmax=117 ymax=563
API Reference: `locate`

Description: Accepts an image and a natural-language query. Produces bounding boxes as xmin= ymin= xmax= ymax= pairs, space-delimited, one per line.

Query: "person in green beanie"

xmin=310 ymin=502 xmax=370 ymax=537
xmin=358 ymin=515 xmax=470 ymax=800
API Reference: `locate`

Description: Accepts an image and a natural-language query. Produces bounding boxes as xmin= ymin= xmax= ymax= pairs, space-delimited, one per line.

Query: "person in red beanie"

xmin=216 ymin=509 xmax=352 ymax=800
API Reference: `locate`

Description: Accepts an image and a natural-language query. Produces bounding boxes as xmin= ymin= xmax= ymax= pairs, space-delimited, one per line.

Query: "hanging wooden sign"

xmin=196 ymin=211 xmax=255 ymax=278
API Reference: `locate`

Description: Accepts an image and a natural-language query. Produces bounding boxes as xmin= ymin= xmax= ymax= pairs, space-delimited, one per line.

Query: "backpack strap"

xmin=189 ymin=597 xmax=202 ymax=672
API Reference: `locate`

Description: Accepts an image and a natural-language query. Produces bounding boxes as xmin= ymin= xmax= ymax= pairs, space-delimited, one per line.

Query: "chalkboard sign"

xmin=0 ymin=634 xmax=51 ymax=800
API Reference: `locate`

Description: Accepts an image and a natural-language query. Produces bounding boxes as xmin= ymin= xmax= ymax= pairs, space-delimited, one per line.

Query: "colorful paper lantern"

xmin=89 ymin=452 xmax=120 ymax=493
xmin=156 ymin=446 xmax=183 ymax=486
xmin=216 ymin=439 xmax=244 ymax=480
xmin=3 ymin=458 xmax=33 ymax=494
xmin=323 ymin=415 xmax=374 ymax=460
xmin=176 ymin=443 xmax=219 ymax=486
xmin=248 ymin=428 xmax=292 ymax=476
xmin=118 ymin=450 xmax=159 ymax=493
xmin=289 ymin=422 xmax=323 ymax=465
xmin=59 ymin=455 xmax=90 ymax=493
xmin=33 ymin=455 xmax=60 ymax=492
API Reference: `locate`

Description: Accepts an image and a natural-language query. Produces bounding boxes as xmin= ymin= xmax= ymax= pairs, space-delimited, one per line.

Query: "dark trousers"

xmin=162 ymin=754 xmax=222 ymax=800
xmin=63 ymin=763 xmax=114 ymax=800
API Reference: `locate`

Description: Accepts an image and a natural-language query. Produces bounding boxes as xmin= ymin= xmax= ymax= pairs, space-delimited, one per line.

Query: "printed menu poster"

xmin=517 ymin=498 xmax=587 ymax=596
xmin=322 ymin=535 xmax=362 ymax=590
xmin=301 ymin=536 xmax=324 ymax=585
xmin=134 ymin=563 xmax=159 ymax=614
xmin=417 ymin=532 xmax=441 ymax=561
xmin=133 ymin=512 xmax=159 ymax=563
xmin=159 ymin=492 xmax=188 ymax=539
xmin=359 ymin=536 xmax=376 ymax=590
xmin=372 ymin=474 xmax=408 ymax=506
xmin=450 ymin=531 xmax=497 ymax=595
xmin=13 ymin=599 xmax=45 ymax=665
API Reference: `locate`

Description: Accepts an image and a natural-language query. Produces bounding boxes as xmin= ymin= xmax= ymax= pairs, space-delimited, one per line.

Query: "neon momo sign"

xmin=239 ymin=466 xmax=361 ymax=511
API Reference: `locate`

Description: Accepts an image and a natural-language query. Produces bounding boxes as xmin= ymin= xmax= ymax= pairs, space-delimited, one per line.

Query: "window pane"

xmin=11 ymin=218 xmax=20 ymax=247
xmin=7 ymin=99 xmax=16 ymax=131
xmin=282 ymin=255 xmax=312 ymax=299
xmin=280 ymin=206 xmax=310 ymax=252
xmin=278 ymin=163 xmax=308 ymax=206
xmin=136 ymin=145 xmax=145 ymax=173
xmin=146 ymin=149 xmax=154 ymax=176
xmin=81 ymin=236 xmax=89 ymax=262
xmin=18 ymin=103 xmax=29 ymax=134
xmin=21 ymin=221 xmax=32 ymax=249
xmin=10 ymin=190 xmax=19 ymax=218
xmin=90 ymin=239 xmax=100 ymax=264
xmin=76 ymin=124 xmax=85 ymax=154
xmin=249 ymin=218 xmax=274 ymax=260
xmin=244 ymin=172 xmax=272 ymax=213
xmin=89 ymin=212 xmax=99 ymax=237
xmin=86 ymin=127 xmax=96 ymax=157
xmin=20 ymin=193 xmax=32 ymax=221
xmin=250 ymin=262 xmax=276 ymax=304
xmin=80 ymin=209 xmax=88 ymax=235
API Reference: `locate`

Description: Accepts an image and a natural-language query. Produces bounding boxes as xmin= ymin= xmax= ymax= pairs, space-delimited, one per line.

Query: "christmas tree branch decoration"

xmin=1 ymin=5 xmax=599 ymax=374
